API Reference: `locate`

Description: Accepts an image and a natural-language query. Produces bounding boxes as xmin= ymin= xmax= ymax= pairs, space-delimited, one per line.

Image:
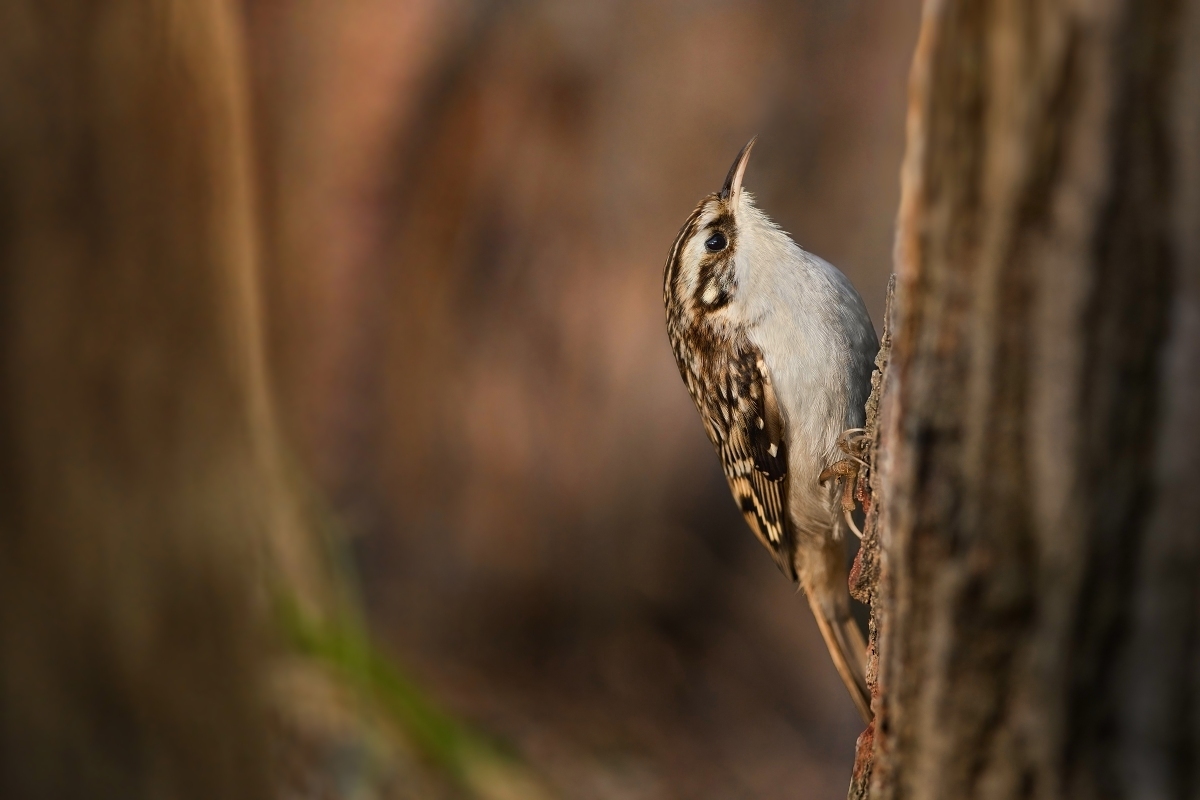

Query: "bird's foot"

xmin=835 ymin=428 xmax=871 ymax=468
xmin=819 ymin=458 xmax=860 ymax=510
xmin=820 ymin=429 xmax=874 ymax=539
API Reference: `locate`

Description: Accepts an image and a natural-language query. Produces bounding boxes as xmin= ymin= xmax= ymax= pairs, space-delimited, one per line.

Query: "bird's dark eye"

xmin=704 ymin=232 xmax=727 ymax=252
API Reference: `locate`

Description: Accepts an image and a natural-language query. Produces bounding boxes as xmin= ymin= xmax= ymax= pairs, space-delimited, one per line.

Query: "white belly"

xmin=740 ymin=249 xmax=876 ymax=539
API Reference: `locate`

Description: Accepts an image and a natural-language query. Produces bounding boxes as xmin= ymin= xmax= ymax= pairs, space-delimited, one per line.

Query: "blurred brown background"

xmin=243 ymin=1 xmax=920 ymax=797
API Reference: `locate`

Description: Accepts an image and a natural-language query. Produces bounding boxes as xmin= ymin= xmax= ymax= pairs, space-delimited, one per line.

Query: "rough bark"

xmin=848 ymin=276 xmax=896 ymax=800
xmin=854 ymin=0 xmax=1200 ymax=798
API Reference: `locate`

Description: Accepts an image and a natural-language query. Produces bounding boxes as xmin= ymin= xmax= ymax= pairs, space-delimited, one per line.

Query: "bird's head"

xmin=663 ymin=137 xmax=779 ymax=333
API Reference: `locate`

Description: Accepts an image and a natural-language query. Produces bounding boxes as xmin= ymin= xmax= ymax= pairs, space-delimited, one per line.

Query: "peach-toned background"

xmin=246 ymin=2 xmax=920 ymax=796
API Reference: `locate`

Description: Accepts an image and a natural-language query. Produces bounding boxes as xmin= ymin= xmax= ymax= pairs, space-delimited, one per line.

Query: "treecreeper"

xmin=662 ymin=138 xmax=878 ymax=721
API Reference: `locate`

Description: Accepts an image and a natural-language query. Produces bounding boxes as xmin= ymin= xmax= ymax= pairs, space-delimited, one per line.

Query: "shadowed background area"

xmin=247 ymin=1 xmax=917 ymax=796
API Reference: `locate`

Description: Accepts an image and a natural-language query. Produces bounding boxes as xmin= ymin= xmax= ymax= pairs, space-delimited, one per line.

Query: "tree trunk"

xmin=855 ymin=0 xmax=1200 ymax=797
xmin=0 ymin=3 xmax=301 ymax=797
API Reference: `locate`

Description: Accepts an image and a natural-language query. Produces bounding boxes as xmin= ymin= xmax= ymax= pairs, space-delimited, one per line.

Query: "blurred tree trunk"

xmin=855 ymin=0 xmax=1200 ymax=797
xmin=0 ymin=2 xmax=309 ymax=797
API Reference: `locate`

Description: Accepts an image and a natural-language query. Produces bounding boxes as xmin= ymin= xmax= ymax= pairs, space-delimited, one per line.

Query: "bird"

xmin=662 ymin=137 xmax=879 ymax=722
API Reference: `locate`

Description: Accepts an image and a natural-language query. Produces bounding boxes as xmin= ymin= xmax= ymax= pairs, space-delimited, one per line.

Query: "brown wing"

xmin=716 ymin=349 xmax=795 ymax=580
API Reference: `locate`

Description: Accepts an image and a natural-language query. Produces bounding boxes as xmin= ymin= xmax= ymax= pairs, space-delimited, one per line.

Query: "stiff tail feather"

xmin=804 ymin=591 xmax=871 ymax=723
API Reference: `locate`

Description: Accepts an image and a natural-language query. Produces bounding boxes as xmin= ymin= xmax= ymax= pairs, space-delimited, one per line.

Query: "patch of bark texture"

xmin=855 ymin=0 xmax=1200 ymax=798
xmin=848 ymin=276 xmax=896 ymax=800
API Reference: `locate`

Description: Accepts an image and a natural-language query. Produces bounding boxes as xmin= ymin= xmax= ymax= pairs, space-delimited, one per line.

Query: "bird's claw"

xmin=819 ymin=458 xmax=859 ymax=507
xmin=820 ymin=428 xmax=874 ymax=539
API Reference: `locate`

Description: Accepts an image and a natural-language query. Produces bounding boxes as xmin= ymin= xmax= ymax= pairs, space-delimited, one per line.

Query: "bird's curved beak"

xmin=719 ymin=136 xmax=757 ymax=207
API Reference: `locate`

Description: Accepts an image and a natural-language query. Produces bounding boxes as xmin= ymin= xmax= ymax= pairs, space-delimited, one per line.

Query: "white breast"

xmin=730 ymin=198 xmax=877 ymax=532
